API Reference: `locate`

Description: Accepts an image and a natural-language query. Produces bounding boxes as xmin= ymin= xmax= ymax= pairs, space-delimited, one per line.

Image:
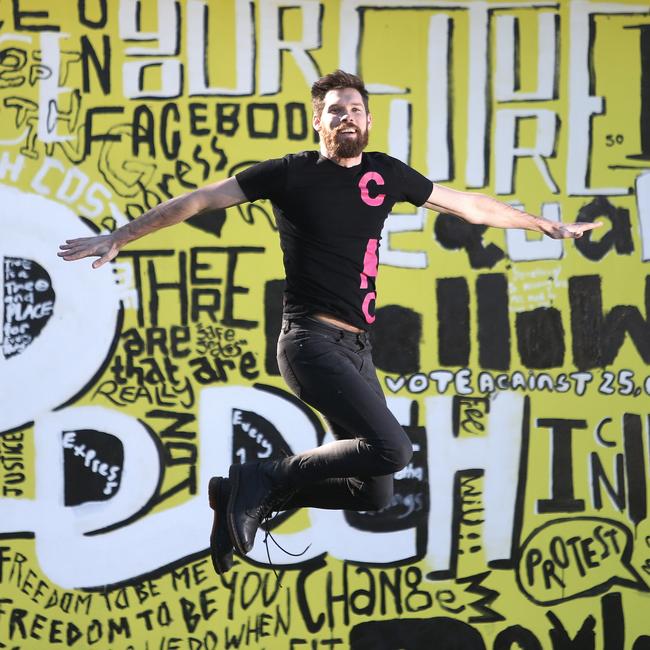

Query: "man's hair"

xmin=311 ymin=70 xmax=369 ymax=116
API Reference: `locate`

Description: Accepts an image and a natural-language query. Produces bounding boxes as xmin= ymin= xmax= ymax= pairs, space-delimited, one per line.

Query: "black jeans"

xmin=275 ymin=316 xmax=412 ymax=511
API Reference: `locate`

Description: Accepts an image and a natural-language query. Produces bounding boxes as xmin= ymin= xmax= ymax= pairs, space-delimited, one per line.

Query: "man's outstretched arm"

xmin=424 ymin=184 xmax=601 ymax=239
xmin=58 ymin=176 xmax=248 ymax=268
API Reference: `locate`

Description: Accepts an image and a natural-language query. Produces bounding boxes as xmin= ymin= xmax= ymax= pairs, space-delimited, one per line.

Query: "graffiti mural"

xmin=1 ymin=0 xmax=650 ymax=648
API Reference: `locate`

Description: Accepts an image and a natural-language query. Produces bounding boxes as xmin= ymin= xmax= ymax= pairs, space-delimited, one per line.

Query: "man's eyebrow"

xmin=328 ymin=102 xmax=364 ymax=109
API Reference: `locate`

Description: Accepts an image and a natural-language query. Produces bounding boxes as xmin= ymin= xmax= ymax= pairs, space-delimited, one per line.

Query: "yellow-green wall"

xmin=1 ymin=1 xmax=650 ymax=648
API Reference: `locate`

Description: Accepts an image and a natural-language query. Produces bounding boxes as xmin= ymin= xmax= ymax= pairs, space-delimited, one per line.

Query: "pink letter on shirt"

xmin=360 ymin=239 xmax=378 ymax=323
xmin=359 ymin=172 xmax=386 ymax=206
xmin=360 ymin=238 xmax=378 ymax=289
xmin=362 ymin=292 xmax=376 ymax=324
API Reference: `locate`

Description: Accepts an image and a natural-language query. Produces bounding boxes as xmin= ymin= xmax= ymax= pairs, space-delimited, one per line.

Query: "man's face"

xmin=314 ymin=88 xmax=371 ymax=159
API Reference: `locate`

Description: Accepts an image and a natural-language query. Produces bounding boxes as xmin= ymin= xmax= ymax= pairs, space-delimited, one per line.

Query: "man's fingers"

xmin=58 ymin=239 xmax=94 ymax=255
xmin=60 ymin=238 xmax=86 ymax=248
xmin=575 ymin=221 xmax=603 ymax=231
xmin=62 ymin=249 xmax=92 ymax=261
xmin=58 ymin=234 xmax=116 ymax=266
xmin=59 ymin=243 xmax=106 ymax=260
xmin=556 ymin=221 xmax=604 ymax=239
xmin=58 ymin=246 xmax=89 ymax=257
xmin=92 ymin=250 xmax=115 ymax=269
xmin=58 ymin=245 xmax=86 ymax=255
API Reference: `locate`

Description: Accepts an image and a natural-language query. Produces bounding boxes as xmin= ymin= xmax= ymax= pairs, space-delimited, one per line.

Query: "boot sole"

xmin=227 ymin=464 xmax=249 ymax=555
xmin=208 ymin=477 xmax=234 ymax=574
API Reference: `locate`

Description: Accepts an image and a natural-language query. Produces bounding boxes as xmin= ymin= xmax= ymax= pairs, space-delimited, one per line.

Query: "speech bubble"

xmin=516 ymin=517 xmax=647 ymax=605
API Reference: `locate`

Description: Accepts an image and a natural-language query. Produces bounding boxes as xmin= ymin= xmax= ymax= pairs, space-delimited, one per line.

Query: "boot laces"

xmin=260 ymin=490 xmax=311 ymax=585
xmin=256 ymin=487 xmax=286 ymax=521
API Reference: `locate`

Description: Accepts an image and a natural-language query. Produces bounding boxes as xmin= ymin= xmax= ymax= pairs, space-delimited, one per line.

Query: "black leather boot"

xmin=227 ymin=461 xmax=293 ymax=555
xmin=208 ymin=477 xmax=235 ymax=574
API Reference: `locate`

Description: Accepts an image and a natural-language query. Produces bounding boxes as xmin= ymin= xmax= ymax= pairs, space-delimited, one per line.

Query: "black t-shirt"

xmin=236 ymin=150 xmax=433 ymax=330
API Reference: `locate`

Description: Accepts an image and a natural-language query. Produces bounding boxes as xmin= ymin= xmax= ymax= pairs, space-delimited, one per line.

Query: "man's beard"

xmin=322 ymin=124 xmax=369 ymax=159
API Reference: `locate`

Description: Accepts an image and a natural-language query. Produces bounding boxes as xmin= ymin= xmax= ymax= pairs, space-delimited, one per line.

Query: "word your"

xmin=3 ymin=2 xmax=648 ymax=195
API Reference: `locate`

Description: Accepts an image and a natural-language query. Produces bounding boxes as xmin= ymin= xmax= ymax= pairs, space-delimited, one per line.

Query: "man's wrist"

xmin=533 ymin=217 xmax=557 ymax=237
xmin=112 ymin=227 xmax=132 ymax=248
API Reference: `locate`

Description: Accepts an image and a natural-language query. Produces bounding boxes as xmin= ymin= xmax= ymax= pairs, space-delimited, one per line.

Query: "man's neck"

xmin=319 ymin=144 xmax=362 ymax=168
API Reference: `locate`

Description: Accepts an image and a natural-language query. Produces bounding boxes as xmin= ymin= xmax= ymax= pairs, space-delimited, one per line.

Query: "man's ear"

xmin=367 ymin=113 xmax=372 ymax=131
xmin=313 ymin=113 xmax=321 ymax=132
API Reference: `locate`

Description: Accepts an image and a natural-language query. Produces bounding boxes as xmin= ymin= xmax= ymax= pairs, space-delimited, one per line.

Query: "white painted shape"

xmin=567 ymin=1 xmax=647 ymax=195
xmin=495 ymin=109 xmax=559 ymax=194
xmin=381 ymin=209 xmax=428 ymax=269
xmin=480 ymin=393 xmax=526 ymax=562
xmin=308 ymin=506 xmax=416 ymax=563
xmin=30 ymin=157 xmax=65 ymax=195
xmin=56 ymin=167 xmax=89 ymax=204
xmin=2 ymin=406 xmax=168 ymax=587
xmin=0 ymin=152 xmax=26 ymax=182
xmin=259 ymin=0 xmax=322 ymax=95
xmin=119 ymin=0 xmax=181 ymax=97
xmin=1 ymin=386 xmax=524 ymax=584
xmin=388 ymin=99 xmax=410 ymax=164
xmin=119 ymin=0 xmax=179 ymax=54
xmin=2 ymin=387 xmax=329 ymax=585
xmin=80 ymin=182 xmax=112 ymax=219
xmin=425 ymin=392 xmax=524 ymax=571
xmin=187 ymin=0 xmax=254 ymax=95
xmin=465 ymin=1 xmax=489 ymax=188
xmin=338 ymin=0 xmax=558 ymax=92
xmin=428 ymin=14 xmax=451 ymax=181
xmin=0 ymin=33 xmax=31 ymax=47
xmin=38 ymin=32 xmax=73 ymax=143
xmin=122 ymin=60 xmax=183 ymax=98
xmin=34 ymin=407 xmax=161 ymax=533
xmin=495 ymin=13 xmax=557 ymax=101
xmin=0 ymin=185 xmax=121 ymax=430
xmin=386 ymin=396 xmax=413 ymax=426
xmin=636 ymin=172 xmax=650 ymax=261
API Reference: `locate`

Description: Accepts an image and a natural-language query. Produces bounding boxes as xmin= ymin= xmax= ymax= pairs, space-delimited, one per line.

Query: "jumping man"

xmin=59 ymin=70 xmax=600 ymax=574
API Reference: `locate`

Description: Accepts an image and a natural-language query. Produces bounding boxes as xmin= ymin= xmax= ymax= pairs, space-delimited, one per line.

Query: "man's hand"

xmin=425 ymin=186 xmax=604 ymax=239
xmin=542 ymin=220 xmax=603 ymax=240
xmin=57 ymin=177 xmax=248 ymax=270
xmin=58 ymin=234 xmax=121 ymax=269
